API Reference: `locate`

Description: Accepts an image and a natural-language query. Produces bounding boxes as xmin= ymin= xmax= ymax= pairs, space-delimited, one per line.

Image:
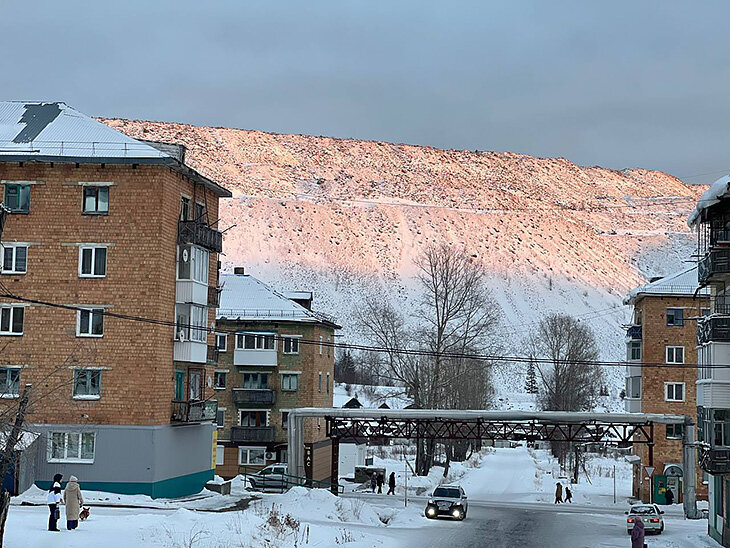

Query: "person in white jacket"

xmin=47 ymin=482 xmax=62 ymax=531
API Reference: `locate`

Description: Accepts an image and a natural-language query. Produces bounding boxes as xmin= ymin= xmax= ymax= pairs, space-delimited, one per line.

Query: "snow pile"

xmin=334 ymin=382 xmax=411 ymax=409
xmin=688 ymin=174 xmax=730 ymax=226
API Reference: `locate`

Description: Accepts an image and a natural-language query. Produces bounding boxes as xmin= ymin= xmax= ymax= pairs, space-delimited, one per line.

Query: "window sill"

xmin=283 ymin=352 xmax=300 ymax=356
xmin=214 ymin=387 xmax=226 ymax=391
xmin=79 ymin=275 xmax=106 ymax=279
xmin=0 ymin=271 xmax=26 ymax=276
xmin=665 ymin=400 xmax=685 ymax=403
xmin=73 ymin=395 xmax=101 ymax=401
xmin=76 ymin=334 xmax=104 ymax=338
xmin=82 ymin=212 xmax=109 ymax=216
xmin=7 ymin=211 xmax=29 ymax=215
xmin=47 ymin=459 xmax=94 ymax=464
xmin=0 ymin=333 xmax=23 ymax=337
xmin=0 ymin=394 xmax=19 ymax=399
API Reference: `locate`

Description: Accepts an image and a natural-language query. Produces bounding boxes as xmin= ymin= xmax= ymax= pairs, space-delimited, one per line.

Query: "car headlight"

xmin=452 ymin=508 xmax=462 ymax=517
xmin=426 ymin=507 xmax=436 ymax=516
xmin=428 ymin=499 xmax=434 ymax=504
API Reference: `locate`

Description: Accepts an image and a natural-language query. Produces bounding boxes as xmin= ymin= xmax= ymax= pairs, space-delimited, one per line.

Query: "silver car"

xmin=425 ymin=485 xmax=468 ymax=520
xmin=246 ymin=464 xmax=288 ymax=491
xmin=625 ymin=503 xmax=664 ymax=534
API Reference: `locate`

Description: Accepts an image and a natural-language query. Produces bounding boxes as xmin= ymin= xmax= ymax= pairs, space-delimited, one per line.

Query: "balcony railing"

xmin=231 ymin=426 xmax=275 ymax=443
xmin=171 ymin=399 xmax=217 ymax=424
xmin=699 ymin=248 xmax=730 ymax=284
xmin=207 ymin=345 xmax=219 ymax=365
xmin=697 ymin=316 xmax=730 ymax=345
xmin=178 ymin=220 xmax=223 ymax=253
xmin=232 ymin=389 xmax=276 ymax=406
xmin=699 ymin=447 xmax=730 ymax=474
xmin=626 ymin=325 xmax=642 ymax=340
xmin=0 ymin=204 xmax=7 ymax=240
xmin=208 ymin=286 xmax=221 ymax=308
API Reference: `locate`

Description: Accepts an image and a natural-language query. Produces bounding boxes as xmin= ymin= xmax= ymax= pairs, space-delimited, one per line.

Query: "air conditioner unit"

xmin=265 ymin=451 xmax=275 ymax=461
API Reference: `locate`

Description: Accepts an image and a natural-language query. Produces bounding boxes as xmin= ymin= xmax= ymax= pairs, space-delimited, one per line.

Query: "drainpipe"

xmin=683 ymin=421 xmax=702 ymax=519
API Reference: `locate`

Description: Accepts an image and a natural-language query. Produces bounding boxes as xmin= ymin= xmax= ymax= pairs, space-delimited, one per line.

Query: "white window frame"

xmin=47 ymin=431 xmax=96 ymax=463
xmin=78 ymin=246 xmax=107 ymax=278
xmin=0 ymin=306 xmax=24 ymax=336
xmin=215 ymin=333 xmax=227 ymax=352
xmin=176 ymin=244 xmax=209 ymax=284
xmin=666 ymin=346 xmax=685 ymax=365
xmin=215 ymin=444 xmax=225 ymax=466
xmin=216 ymin=407 xmax=226 ymax=429
xmin=238 ymin=446 xmax=266 ymax=466
xmin=318 ymin=372 xmax=322 ymax=393
xmin=1 ymin=244 xmax=28 ymax=274
xmin=72 ymin=368 xmax=102 ymax=400
xmin=175 ymin=304 xmax=207 ymax=343
xmin=280 ymin=372 xmax=300 ymax=392
xmin=214 ymin=371 xmax=227 ymax=390
xmin=82 ymin=185 xmax=110 ymax=214
xmin=627 ymin=341 xmax=641 ymax=361
xmin=76 ymin=307 xmax=104 ymax=337
xmin=319 ymin=336 xmax=323 ymax=355
xmin=236 ymin=332 xmax=276 ymax=351
xmin=282 ymin=335 xmax=300 ymax=355
xmin=0 ymin=367 xmax=20 ymax=398
xmin=665 ymin=382 xmax=685 ymax=402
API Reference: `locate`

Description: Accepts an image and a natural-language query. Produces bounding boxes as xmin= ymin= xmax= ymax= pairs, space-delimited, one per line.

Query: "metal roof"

xmin=0 ymin=101 xmax=231 ymax=197
xmin=217 ymin=273 xmax=340 ymax=327
xmin=623 ymin=266 xmax=709 ymax=305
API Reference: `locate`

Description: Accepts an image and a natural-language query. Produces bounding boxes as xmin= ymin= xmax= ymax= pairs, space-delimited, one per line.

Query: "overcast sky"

xmin=1 ymin=1 xmax=728 ymax=183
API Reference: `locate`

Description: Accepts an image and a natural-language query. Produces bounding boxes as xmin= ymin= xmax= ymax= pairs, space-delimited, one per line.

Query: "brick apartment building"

xmin=213 ymin=270 xmax=339 ymax=481
xmin=623 ymin=267 xmax=708 ymax=504
xmin=0 ymin=101 xmax=231 ymax=497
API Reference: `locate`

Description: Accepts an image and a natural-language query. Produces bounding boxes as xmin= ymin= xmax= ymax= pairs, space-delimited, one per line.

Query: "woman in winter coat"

xmin=631 ymin=516 xmax=645 ymax=548
xmin=64 ymin=476 xmax=84 ymax=530
xmin=47 ymin=482 xmax=62 ymax=532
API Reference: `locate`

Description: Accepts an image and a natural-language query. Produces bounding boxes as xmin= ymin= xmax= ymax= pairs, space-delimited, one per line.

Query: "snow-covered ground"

xmin=333 ymin=382 xmax=411 ymax=409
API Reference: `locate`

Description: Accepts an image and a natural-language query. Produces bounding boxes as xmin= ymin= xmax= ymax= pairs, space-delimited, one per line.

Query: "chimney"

xmin=233 ymin=267 xmax=246 ymax=276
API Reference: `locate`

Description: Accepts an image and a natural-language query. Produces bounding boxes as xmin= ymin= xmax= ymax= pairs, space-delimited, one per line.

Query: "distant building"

xmin=623 ymin=267 xmax=709 ymax=504
xmin=0 ymin=102 xmax=231 ymax=497
xmin=213 ymin=270 xmax=339 ymax=481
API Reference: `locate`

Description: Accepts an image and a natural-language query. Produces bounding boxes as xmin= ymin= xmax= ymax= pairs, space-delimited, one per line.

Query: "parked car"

xmin=425 ymin=485 xmax=468 ymax=520
xmin=246 ymin=464 xmax=288 ymax=491
xmin=625 ymin=503 xmax=664 ymax=535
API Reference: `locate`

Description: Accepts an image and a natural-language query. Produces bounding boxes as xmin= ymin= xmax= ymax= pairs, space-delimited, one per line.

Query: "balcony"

xmin=699 ymin=447 xmax=730 ymax=474
xmin=171 ymin=400 xmax=217 ymax=424
xmin=178 ymin=220 xmax=223 ymax=253
xmin=232 ymin=389 xmax=276 ymax=406
xmin=176 ymin=280 xmax=209 ymax=306
xmin=174 ymin=340 xmax=207 ymax=364
xmin=624 ymin=398 xmax=641 ymax=413
xmin=234 ymin=348 xmax=277 ymax=367
xmin=698 ymin=316 xmax=730 ymax=345
xmin=207 ymin=345 xmax=219 ymax=365
xmin=231 ymin=426 xmax=274 ymax=443
xmin=625 ymin=325 xmax=642 ymax=340
xmin=208 ymin=286 xmax=221 ymax=308
xmin=699 ymin=248 xmax=730 ymax=284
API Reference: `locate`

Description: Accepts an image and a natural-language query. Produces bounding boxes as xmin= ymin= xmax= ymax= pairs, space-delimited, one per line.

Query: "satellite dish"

xmin=178 ymin=329 xmax=186 ymax=342
xmin=182 ymin=249 xmax=189 ymax=262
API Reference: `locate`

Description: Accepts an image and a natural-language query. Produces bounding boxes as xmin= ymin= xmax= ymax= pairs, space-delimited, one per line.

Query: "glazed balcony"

xmin=231 ymin=426 xmax=274 ymax=443
xmin=699 ymin=248 xmax=730 ymax=285
xmin=178 ymin=219 xmax=223 ymax=253
xmin=207 ymin=345 xmax=219 ymax=365
xmin=171 ymin=400 xmax=217 ymax=424
xmin=232 ymin=389 xmax=276 ymax=406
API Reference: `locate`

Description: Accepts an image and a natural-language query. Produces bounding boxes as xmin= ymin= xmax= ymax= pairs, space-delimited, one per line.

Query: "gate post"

xmin=331 ymin=437 xmax=340 ymax=496
xmin=683 ymin=422 xmax=701 ymax=519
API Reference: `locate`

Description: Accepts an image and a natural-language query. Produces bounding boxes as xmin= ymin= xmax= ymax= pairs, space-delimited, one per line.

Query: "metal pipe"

xmin=683 ymin=424 xmax=702 ymax=519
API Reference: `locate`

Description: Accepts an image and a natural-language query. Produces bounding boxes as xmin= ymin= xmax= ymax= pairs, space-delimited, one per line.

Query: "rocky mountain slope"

xmin=102 ymin=118 xmax=705 ymax=403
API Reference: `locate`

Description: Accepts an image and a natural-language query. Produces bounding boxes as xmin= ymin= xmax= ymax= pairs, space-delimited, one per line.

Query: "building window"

xmin=76 ymin=308 xmax=104 ymax=337
xmin=702 ymin=308 xmax=711 ymax=317
xmin=715 ymin=411 xmax=730 ymax=447
xmin=4 ymin=184 xmax=30 ymax=213
xmin=318 ymin=372 xmax=322 ymax=393
xmin=666 ymin=346 xmax=684 ymax=364
xmin=1 ymin=244 xmax=27 ymax=274
xmin=281 ymin=373 xmax=299 ymax=392
xmin=79 ymin=246 xmax=107 ymax=277
xmin=282 ymin=336 xmax=300 ymax=355
xmin=239 ymin=410 xmax=268 ymax=427
xmin=626 ymin=376 xmax=641 ymax=399
xmin=48 ymin=432 xmax=95 ymax=463
xmin=82 ymin=186 xmax=109 ymax=214
xmin=216 ymin=408 xmax=225 ymax=428
xmin=0 ymin=367 xmax=20 ymax=398
xmin=242 ymin=373 xmax=269 ymax=389
xmin=238 ymin=446 xmax=266 ymax=466
xmin=215 ymin=333 xmax=227 ymax=352
xmin=666 ymin=308 xmax=684 ymax=327
xmin=180 ymin=196 xmax=190 ymax=221
xmin=319 ymin=336 xmax=323 ymax=355
xmin=214 ymin=371 xmax=227 ymax=389
xmin=215 ymin=444 xmax=225 ymax=466
xmin=236 ymin=332 xmax=275 ymax=351
xmin=665 ymin=382 xmax=685 ymax=402
xmin=627 ymin=341 xmax=641 ymax=361
xmin=194 ymin=202 xmax=205 ymax=221
xmin=666 ymin=424 xmax=684 ymax=439
xmin=282 ymin=411 xmax=289 ymax=429
xmin=175 ymin=304 xmax=207 ymax=342
xmin=0 ymin=306 xmax=24 ymax=335
xmin=73 ymin=369 xmax=102 ymax=399
xmin=326 ymin=372 xmax=330 ymax=394
xmin=177 ymin=245 xmax=209 ymax=284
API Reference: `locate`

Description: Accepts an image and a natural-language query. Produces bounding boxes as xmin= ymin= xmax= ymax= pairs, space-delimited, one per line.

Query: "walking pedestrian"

xmin=387 ymin=472 xmax=396 ymax=495
xmin=370 ymin=472 xmax=377 ymax=493
xmin=631 ymin=516 xmax=645 ymax=548
xmin=376 ymin=472 xmax=384 ymax=494
xmin=47 ymin=482 xmax=62 ymax=532
xmin=554 ymin=482 xmax=563 ymax=504
xmin=665 ymin=488 xmax=674 ymax=505
xmin=565 ymin=486 xmax=573 ymax=503
xmin=64 ymin=475 xmax=84 ymax=530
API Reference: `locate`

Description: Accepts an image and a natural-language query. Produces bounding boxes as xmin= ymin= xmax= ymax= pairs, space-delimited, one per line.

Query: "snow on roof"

xmin=688 ymin=174 xmax=730 ymax=227
xmin=217 ymin=273 xmax=338 ymax=326
xmin=623 ymin=266 xmax=708 ymax=305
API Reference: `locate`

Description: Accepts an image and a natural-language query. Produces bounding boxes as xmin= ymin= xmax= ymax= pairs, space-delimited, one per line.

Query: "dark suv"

xmin=425 ymin=485 xmax=468 ymax=520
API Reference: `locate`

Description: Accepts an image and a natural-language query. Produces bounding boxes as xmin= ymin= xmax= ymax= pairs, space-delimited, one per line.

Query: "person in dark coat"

xmin=387 ymin=472 xmax=396 ymax=495
xmin=47 ymin=482 xmax=62 ymax=532
xmin=665 ymin=488 xmax=674 ymax=505
xmin=631 ymin=516 xmax=645 ymax=548
xmin=376 ymin=472 xmax=384 ymax=494
xmin=565 ymin=486 xmax=573 ymax=503
xmin=554 ymin=482 xmax=563 ymax=504
xmin=370 ymin=472 xmax=377 ymax=493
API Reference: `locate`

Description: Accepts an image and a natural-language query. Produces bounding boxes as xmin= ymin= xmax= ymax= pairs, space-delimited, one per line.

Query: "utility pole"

xmin=613 ymin=465 xmax=616 ymax=504
xmin=404 ymin=458 xmax=408 ymax=508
